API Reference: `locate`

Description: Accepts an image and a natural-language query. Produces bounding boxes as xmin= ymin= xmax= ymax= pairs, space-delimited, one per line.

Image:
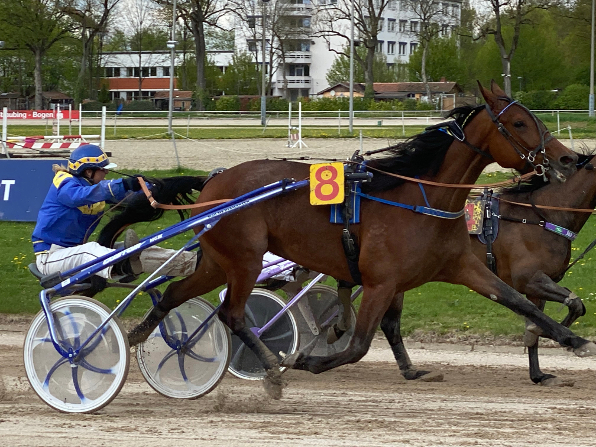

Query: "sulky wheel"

xmin=293 ymin=284 xmax=356 ymax=357
xmin=136 ymin=297 xmax=231 ymax=399
xmin=23 ymin=296 xmax=130 ymax=414
xmin=228 ymin=289 xmax=299 ymax=380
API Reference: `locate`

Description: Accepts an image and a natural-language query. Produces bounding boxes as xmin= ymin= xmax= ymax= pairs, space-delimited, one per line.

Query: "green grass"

xmin=2 ymin=168 xmax=596 ymax=340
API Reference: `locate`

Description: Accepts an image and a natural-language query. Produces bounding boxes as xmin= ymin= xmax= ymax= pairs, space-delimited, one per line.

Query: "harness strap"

xmin=483 ymin=190 xmax=497 ymax=274
xmin=356 ymin=192 xmax=465 ymax=219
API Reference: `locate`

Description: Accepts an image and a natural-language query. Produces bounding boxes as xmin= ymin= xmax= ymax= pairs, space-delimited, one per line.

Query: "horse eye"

xmin=513 ymin=121 xmax=525 ymax=128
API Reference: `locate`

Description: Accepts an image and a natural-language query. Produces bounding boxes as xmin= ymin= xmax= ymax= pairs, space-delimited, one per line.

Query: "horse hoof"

xmin=540 ymin=377 xmax=575 ymax=387
xmin=574 ymin=341 xmax=596 ymax=357
xmin=263 ymin=369 xmax=286 ymax=400
xmin=419 ymin=371 xmax=444 ymax=382
xmin=280 ymin=352 xmax=299 ymax=368
xmin=402 ymin=370 xmax=444 ymax=382
xmin=526 ymin=323 xmax=543 ymax=337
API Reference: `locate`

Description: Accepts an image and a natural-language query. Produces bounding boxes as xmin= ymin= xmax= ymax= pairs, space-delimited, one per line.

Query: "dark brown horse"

xmin=127 ymin=81 xmax=594 ymax=398
xmin=384 ymin=154 xmax=596 ymax=386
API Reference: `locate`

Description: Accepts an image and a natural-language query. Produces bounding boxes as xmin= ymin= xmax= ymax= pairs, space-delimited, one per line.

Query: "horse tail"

xmin=97 ymin=175 xmax=208 ymax=247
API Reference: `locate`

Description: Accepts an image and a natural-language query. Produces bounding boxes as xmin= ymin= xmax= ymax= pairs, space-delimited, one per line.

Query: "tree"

xmin=0 ymin=0 xmax=76 ymax=109
xmin=220 ymin=51 xmax=261 ymax=95
xmin=326 ymin=45 xmax=402 ymax=85
xmin=155 ymin=0 xmax=234 ymax=110
xmin=407 ymin=36 xmax=466 ymax=86
xmin=477 ymin=0 xmax=556 ymax=97
xmin=313 ymin=0 xmax=391 ymax=98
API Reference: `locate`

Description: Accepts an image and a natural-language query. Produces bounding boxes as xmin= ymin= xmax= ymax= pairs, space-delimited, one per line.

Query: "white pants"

xmin=36 ymin=242 xmax=197 ymax=279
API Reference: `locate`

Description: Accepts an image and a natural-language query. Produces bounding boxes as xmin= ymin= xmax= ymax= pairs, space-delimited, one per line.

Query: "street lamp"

xmin=349 ymin=0 xmax=355 ymax=134
xmin=261 ymin=0 xmax=270 ymax=126
xmin=517 ymin=76 xmax=522 ymax=92
xmin=167 ymin=0 xmax=178 ymax=135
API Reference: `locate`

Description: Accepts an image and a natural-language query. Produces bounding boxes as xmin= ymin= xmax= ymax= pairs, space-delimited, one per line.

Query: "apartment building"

xmin=235 ymin=0 xmax=461 ymax=100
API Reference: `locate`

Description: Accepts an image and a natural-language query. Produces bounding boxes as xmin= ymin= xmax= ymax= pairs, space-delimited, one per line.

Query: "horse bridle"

xmin=484 ymin=99 xmax=554 ymax=178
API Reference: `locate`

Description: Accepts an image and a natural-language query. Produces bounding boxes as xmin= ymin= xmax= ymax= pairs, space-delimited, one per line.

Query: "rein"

xmin=138 ymin=177 xmax=231 ymax=210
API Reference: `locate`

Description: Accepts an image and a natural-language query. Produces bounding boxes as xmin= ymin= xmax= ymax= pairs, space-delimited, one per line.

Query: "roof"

xmin=41 ymin=91 xmax=73 ymax=100
xmin=0 ymin=92 xmax=23 ymax=99
xmin=316 ymin=83 xmax=366 ymax=95
xmin=317 ymin=81 xmax=461 ymax=96
xmin=153 ymin=90 xmax=193 ymax=100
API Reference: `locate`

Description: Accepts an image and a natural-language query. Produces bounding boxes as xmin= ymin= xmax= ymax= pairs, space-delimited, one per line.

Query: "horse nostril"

xmin=560 ymin=155 xmax=577 ymax=167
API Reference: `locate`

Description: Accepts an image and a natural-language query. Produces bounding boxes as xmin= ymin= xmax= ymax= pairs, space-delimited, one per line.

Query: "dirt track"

xmin=2 ymin=316 xmax=596 ymax=447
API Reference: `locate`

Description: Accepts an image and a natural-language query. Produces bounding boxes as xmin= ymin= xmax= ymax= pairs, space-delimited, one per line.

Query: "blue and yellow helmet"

xmin=68 ymin=144 xmax=117 ymax=175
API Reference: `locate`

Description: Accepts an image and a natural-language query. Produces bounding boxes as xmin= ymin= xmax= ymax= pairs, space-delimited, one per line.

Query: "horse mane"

xmin=97 ymin=175 xmax=207 ymax=248
xmin=364 ymin=105 xmax=485 ymax=192
xmin=498 ymin=151 xmax=596 ymax=196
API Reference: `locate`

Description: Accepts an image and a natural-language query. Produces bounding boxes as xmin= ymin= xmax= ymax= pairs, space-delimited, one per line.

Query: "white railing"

xmin=276 ymin=76 xmax=312 ymax=88
xmin=284 ymin=51 xmax=312 ymax=63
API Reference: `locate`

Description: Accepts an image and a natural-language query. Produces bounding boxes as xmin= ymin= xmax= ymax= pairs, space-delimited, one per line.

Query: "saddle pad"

xmin=465 ymin=195 xmax=485 ymax=235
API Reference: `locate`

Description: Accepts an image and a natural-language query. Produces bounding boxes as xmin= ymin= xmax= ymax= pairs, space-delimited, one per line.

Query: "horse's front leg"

xmin=380 ymin=292 xmax=443 ymax=382
xmin=282 ymin=282 xmax=396 ymax=374
xmin=522 ymin=271 xmax=586 ymax=340
xmin=453 ymin=255 xmax=596 ymax=357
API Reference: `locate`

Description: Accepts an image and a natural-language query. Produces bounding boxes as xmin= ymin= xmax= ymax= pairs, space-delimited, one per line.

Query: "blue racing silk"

xmin=32 ymin=171 xmax=131 ymax=253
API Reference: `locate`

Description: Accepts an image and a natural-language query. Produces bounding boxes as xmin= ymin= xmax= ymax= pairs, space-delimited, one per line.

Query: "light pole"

xmin=261 ymin=0 xmax=270 ymax=126
xmin=517 ymin=76 xmax=522 ymax=92
xmin=167 ymin=0 xmax=178 ymax=135
xmin=348 ymin=0 xmax=355 ymax=133
xmin=590 ymin=0 xmax=595 ymax=117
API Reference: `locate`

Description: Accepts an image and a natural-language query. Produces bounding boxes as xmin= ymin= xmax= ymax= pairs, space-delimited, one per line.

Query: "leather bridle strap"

xmin=496 ymin=195 xmax=596 ymax=214
xmin=138 ymin=176 xmax=231 ymax=210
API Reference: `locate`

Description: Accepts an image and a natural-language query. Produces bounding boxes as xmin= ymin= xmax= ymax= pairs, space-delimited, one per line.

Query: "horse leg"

xmin=453 ymin=255 xmax=596 ymax=358
xmin=128 ymin=254 xmax=226 ymax=346
xmin=219 ymin=267 xmax=286 ymax=400
xmin=326 ymin=280 xmax=354 ymax=344
xmin=380 ymin=292 xmax=443 ymax=382
xmin=283 ymin=282 xmax=396 ymax=374
xmin=522 ymin=271 xmax=586 ymax=339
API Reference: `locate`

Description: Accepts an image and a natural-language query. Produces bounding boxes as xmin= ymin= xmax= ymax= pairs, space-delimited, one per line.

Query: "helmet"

xmin=68 ymin=144 xmax=117 ymax=175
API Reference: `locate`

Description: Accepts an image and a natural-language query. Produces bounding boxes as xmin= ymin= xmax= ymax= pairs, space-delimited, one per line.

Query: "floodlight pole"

xmin=167 ymin=0 xmax=178 ymax=135
xmin=349 ymin=0 xmax=355 ymax=133
xmin=590 ymin=0 xmax=595 ymax=117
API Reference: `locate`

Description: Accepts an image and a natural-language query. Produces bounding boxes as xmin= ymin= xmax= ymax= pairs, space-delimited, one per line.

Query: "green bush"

xmin=516 ymin=90 xmax=558 ymax=110
xmin=554 ymin=84 xmax=590 ymax=110
xmin=215 ymin=95 xmax=240 ymax=111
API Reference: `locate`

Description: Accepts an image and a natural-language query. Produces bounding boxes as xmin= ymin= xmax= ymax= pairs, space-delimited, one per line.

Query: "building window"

xmin=163 ymin=66 xmax=170 ymax=77
xmin=376 ymin=40 xmax=384 ymax=53
xmin=388 ymin=19 xmax=396 ymax=32
xmin=387 ymin=41 xmax=395 ymax=55
xmin=105 ymin=67 xmax=120 ymax=77
xmin=452 ymin=4 xmax=459 ymax=16
xmin=410 ymin=21 xmax=418 ymax=33
xmin=378 ymin=18 xmax=383 ymax=31
xmin=127 ymin=67 xmax=134 ymax=77
xmin=410 ymin=42 xmax=418 ymax=54
xmin=398 ymin=42 xmax=407 ymax=55
xmin=388 ymin=0 xmax=396 ymax=10
xmin=442 ymin=2 xmax=449 ymax=14
xmin=399 ymin=20 xmax=407 ymax=33
xmin=441 ymin=24 xmax=449 ymax=36
xmin=248 ymin=41 xmax=257 ymax=52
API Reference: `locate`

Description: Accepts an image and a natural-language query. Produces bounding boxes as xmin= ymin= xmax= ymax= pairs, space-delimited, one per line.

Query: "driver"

xmin=32 ymin=144 xmax=197 ymax=279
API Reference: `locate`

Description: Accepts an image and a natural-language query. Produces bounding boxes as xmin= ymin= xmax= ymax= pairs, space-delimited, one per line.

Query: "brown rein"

xmin=138 ymin=177 xmax=231 ymax=210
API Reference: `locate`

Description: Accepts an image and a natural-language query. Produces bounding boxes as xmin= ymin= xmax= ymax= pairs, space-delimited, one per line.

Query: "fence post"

xmin=79 ymin=103 xmax=82 ymax=136
xmin=101 ymin=106 xmax=106 ymax=150
xmin=1 ymin=107 xmax=7 ymax=156
xmin=338 ymin=109 xmax=341 ymax=136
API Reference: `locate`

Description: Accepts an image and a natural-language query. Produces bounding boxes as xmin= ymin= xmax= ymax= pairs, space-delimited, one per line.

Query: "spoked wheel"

xmin=293 ymin=284 xmax=356 ymax=357
xmin=23 ymin=297 xmax=130 ymax=413
xmin=136 ymin=297 xmax=231 ymax=399
xmin=228 ymin=289 xmax=299 ymax=380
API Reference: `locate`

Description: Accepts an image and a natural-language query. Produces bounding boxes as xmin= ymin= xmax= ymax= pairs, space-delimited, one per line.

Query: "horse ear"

xmin=478 ymin=80 xmax=498 ymax=109
xmin=490 ymin=80 xmax=507 ymax=98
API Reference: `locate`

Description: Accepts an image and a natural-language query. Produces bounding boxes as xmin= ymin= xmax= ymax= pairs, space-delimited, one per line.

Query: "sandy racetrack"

xmin=1 ymin=315 xmax=596 ymax=447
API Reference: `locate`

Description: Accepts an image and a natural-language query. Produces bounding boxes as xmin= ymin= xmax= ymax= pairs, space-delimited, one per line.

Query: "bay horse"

xmin=385 ymin=153 xmax=596 ymax=386
xmin=126 ymin=81 xmax=595 ymax=398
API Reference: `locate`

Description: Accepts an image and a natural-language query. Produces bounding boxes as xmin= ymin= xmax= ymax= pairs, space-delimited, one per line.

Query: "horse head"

xmin=479 ymin=80 xmax=577 ymax=183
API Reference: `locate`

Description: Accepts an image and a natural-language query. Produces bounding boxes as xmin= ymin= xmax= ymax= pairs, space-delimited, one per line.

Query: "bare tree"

xmin=64 ymin=0 xmax=122 ymax=104
xmin=313 ymin=0 xmax=390 ymax=97
xmin=154 ymin=0 xmax=233 ymax=110
xmin=477 ymin=0 xmax=553 ymax=97
xmin=402 ymin=0 xmax=459 ymax=102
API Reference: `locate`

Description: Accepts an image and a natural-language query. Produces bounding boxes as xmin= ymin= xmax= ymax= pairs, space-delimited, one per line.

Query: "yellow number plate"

xmin=309 ymin=162 xmax=344 ymax=205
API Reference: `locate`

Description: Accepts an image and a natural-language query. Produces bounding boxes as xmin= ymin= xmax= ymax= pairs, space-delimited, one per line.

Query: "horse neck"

xmin=532 ymin=163 xmax=596 ymax=233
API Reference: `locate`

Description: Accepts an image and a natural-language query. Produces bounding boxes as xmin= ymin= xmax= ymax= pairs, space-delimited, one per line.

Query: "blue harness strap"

xmin=355 ymin=192 xmax=465 ymax=219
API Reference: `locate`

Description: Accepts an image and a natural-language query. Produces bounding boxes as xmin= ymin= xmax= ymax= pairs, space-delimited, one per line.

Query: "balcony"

xmin=283 ymin=4 xmax=314 ymax=15
xmin=284 ymin=51 xmax=312 ymax=64
xmin=276 ymin=76 xmax=312 ymax=89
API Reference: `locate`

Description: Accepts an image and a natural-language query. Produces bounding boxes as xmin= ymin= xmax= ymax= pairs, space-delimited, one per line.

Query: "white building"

xmin=234 ymin=0 xmax=461 ymax=100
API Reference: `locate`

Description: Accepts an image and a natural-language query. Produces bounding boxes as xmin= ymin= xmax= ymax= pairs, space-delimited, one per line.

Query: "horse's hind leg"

xmin=453 ymin=255 xmax=596 ymax=357
xmin=522 ymin=271 xmax=586 ymax=339
xmin=128 ymin=254 xmax=227 ymax=346
xmin=380 ymin=292 xmax=443 ymax=382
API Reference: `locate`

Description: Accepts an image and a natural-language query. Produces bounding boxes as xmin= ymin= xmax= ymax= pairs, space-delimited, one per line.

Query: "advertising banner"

xmin=0 ymin=159 xmax=61 ymax=222
xmin=0 ymin=110 xmax=80 ymax=120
